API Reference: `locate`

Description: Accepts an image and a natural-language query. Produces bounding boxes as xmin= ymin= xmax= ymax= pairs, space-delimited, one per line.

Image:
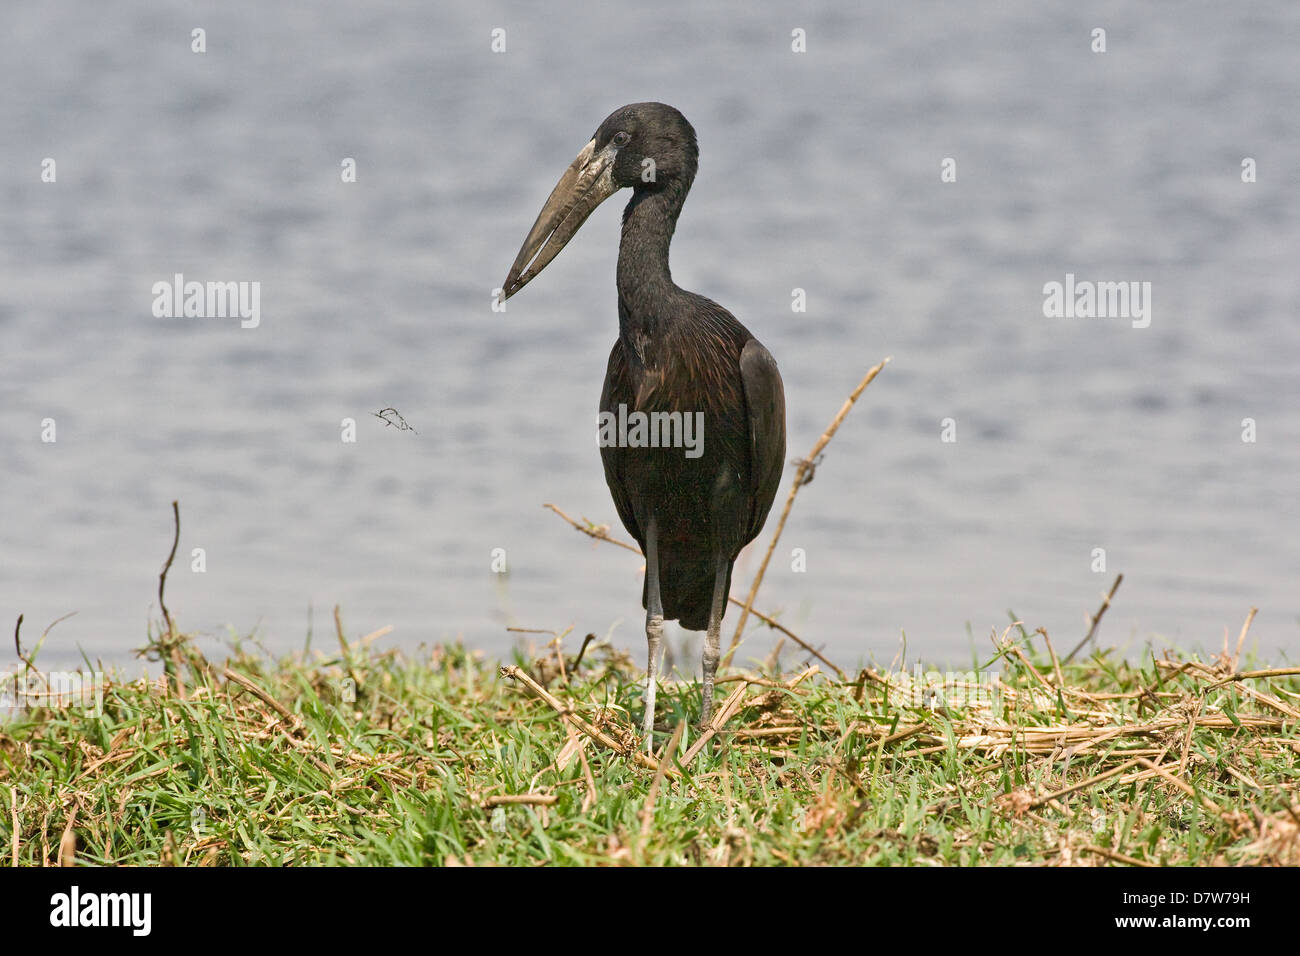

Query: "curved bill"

xmin=500 ymin=138 xmax=620 ymax=301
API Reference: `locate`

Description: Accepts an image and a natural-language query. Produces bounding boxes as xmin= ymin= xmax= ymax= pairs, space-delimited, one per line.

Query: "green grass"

xmin=1 ymin=623 xmax=1297 ymax=866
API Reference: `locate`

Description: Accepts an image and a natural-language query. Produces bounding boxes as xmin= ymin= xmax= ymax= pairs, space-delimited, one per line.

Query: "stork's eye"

xmin=612 ymin=131 xmax=631 ymax=147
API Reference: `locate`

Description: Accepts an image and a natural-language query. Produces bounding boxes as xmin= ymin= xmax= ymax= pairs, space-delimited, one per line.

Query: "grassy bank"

xmin=1 ymin=617 xmax=1297 ymax=866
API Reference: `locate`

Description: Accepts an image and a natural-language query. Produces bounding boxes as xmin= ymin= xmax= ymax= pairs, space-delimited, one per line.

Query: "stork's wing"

xmin=738 ymin=338 xmax=787 ymax=546
xmin=599 ymin=341 xmax=644 ymax=549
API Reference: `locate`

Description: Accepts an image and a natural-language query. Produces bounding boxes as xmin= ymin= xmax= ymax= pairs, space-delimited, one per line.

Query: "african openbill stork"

xmin=500 ymin=103 xmax=786 ymax=746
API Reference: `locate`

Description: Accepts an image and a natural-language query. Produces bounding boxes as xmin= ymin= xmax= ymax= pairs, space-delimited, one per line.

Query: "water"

xmin=2 ymin=1 xmax=1297 ymax=675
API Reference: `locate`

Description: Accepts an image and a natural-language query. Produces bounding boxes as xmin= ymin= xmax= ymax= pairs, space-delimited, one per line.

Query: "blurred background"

xmin=2 ymin=1 xmax=1296 ymax=674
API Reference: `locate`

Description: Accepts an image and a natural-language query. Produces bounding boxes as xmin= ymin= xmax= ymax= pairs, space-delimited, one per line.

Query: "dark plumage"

xmin=501 ymin=103 xmax=786 ymax=744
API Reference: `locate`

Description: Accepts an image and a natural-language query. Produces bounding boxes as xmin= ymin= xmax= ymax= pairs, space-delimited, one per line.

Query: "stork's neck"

xmin=617 ymin=180 xmax=689 ymax=347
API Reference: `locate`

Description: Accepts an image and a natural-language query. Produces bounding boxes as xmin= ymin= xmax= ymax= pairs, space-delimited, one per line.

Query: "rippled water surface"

xmin=2 ymin=1 xmax=1297 ymax=671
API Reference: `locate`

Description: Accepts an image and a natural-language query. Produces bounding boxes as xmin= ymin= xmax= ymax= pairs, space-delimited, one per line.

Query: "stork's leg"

xmin=643 ymin=518 xmax=664 ymax=752
xmin=700 ymin=556 xmax=729 ymax=726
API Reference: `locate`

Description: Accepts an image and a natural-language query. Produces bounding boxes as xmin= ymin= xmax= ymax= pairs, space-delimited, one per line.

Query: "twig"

xmin=12 ymin=611 xmax=80 ymax=697
xmin=1175 ymin=695 xmax=1203 ymax=780
xmin=1134 ymin=757 xmax=1222 ymax=817
xmin=12 ymin=615 xmax=49 ymax=691
xmin=680 ymin=680 xmax=752 ymax=763
xmin=544 ymin=503 xmax=639 ymax=554
xmin=875 ymin=723 xmax=931 ymax=747
xmin=724 ymin=357 xmax=891 ymax=665
xmin=1039 ymin=627 xmax=1064 ymax=687
xmin=1081 ymin=845 xmax=1154 ymax=868
xmin=334 ymin=605 xmax=362 ymax=696
xmin=638 ymin=720 xmax=686 ymax=851
xmin=787 ymin=664 xmax=819 ymax=689
xmin=222 ymin=668 xmax=334 ymax=775
xmin=553 ymin=634 xmax=568 ymax=686
xmin=1063 ymin=573 xmax=1123 ymax=664
xmin=7 ymin=787 xmax=19 ymax=867
xmin=736 ymin=610 xmax=843 ymax=679
xmin=1232 ymin=607 xmax=1258 ymax=672
xmin=159 ymin=501 xmax=180 ymax=642
xmin=576 ymin=732 xmax=599 ymax=812
xmin=482 ymin=794 xmax=557 ymax=808
xmin=509 ymin=626 xmax=573 ymax=685
xmin=1181 ymin=659 xmax=1300 ymax=720
xmin=571 ymin=633 xmax=597 ymax=671
xmin=500 ymin=665 xmax=672 ymax=776
xmin=223 ymin=668 xmax=297 ymax=726
xmin=158 ymin=500 xmax=185 ymax=697
xmin=1000 ymin=625 xmax=1055 ymax=692
xmin=1207 ymin=666 xmax=1300 ymax=688
xmin=374 ymin=407 xmax=419 ymax=434
xmin=715 ymin=674 xmax=811 ymax=692
xmin=544 ymin=501 xmax=844 ymax=678
xmin=1029 ymin=758 xmax=1141 ymax=809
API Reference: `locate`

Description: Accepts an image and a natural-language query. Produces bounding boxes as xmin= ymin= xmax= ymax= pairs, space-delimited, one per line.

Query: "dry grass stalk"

xmin=637 ymin=719 xmax=687 ymax=854
xmin=482 ymin=794 xmax=558 ymax=808
xmin=1063 ymin=573 xmax=1123 ymax=664
xmin=500 ymin=664 xmax=674 ymax=776
xmin=724 ymin=356 xmax=891 ymax=665
xmin=680 ymin=679 xmax=754 ymax=763
xmin=544 ymin=502 xmax=844 ymax=678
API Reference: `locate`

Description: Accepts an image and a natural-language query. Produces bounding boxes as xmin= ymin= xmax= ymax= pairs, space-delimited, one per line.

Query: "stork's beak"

xmin=500 ymin=138 xmax=621 ymax=301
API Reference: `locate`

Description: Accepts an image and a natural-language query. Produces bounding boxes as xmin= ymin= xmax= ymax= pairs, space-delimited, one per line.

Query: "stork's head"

xmin=500 ymin=102 xmax=698 ymax=301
